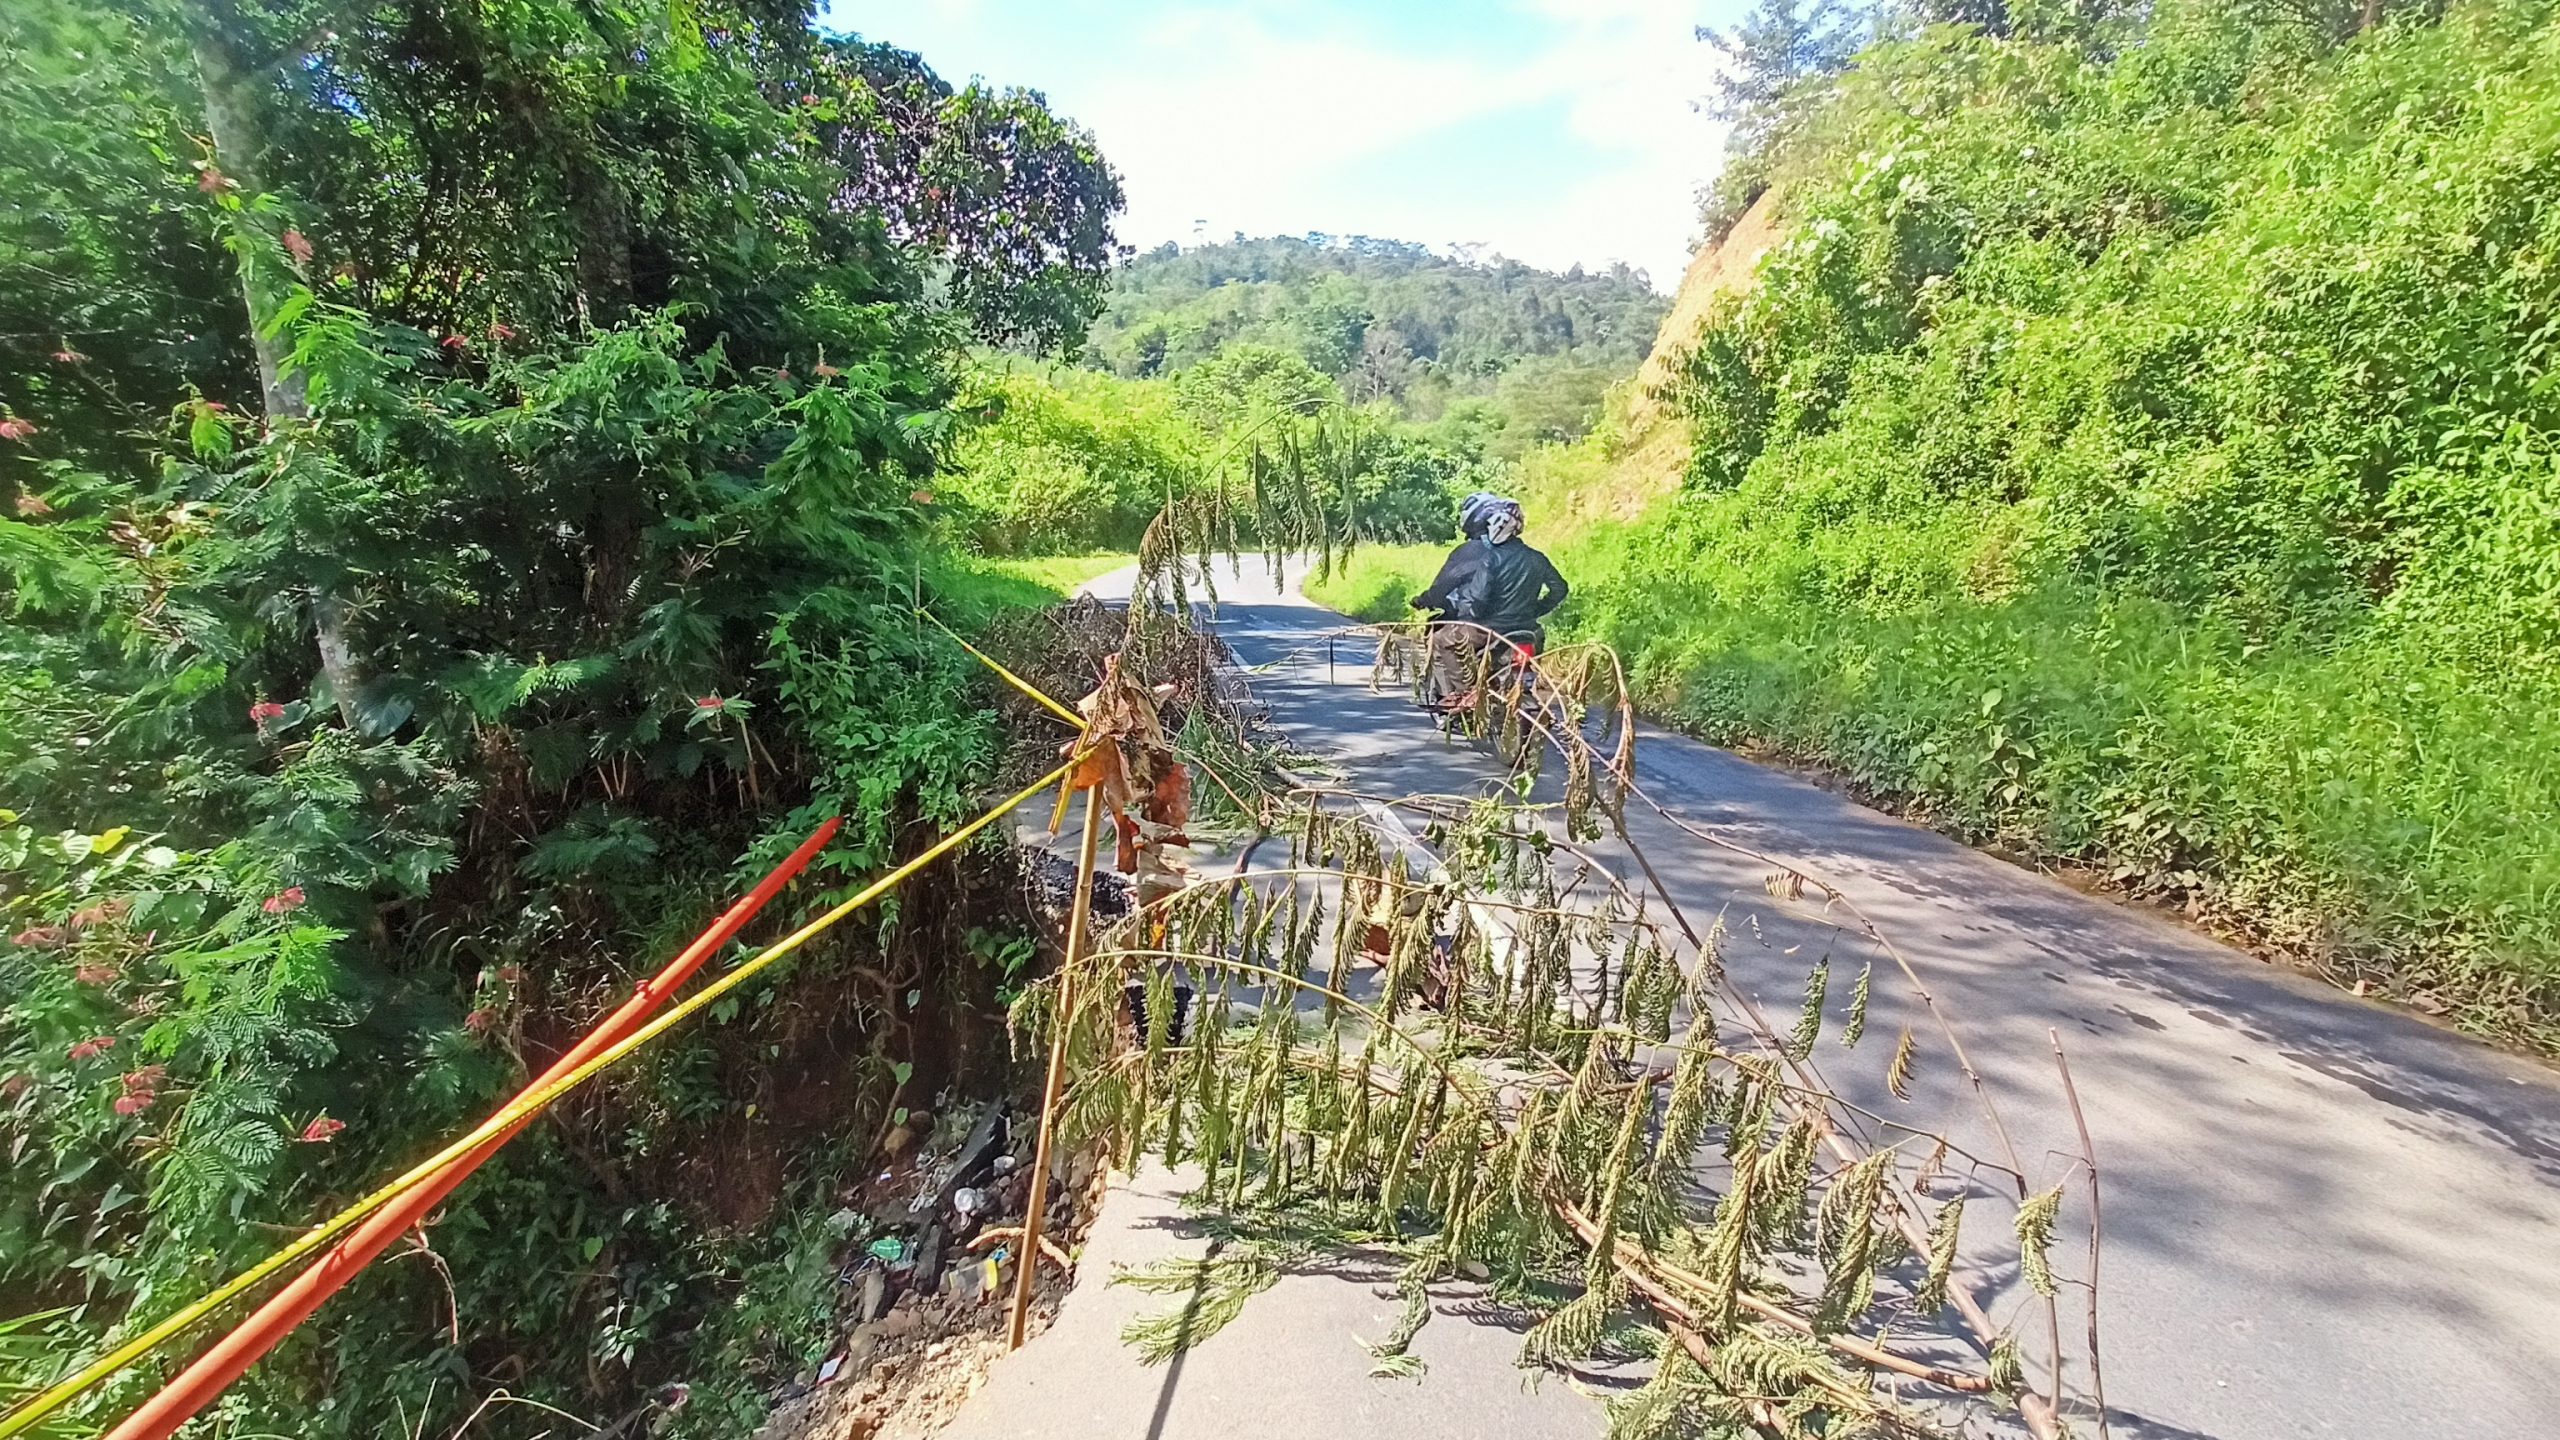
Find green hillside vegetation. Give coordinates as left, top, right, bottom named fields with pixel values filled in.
left=0, top=3, right=1125, bottom=1433
left=941, top=239, right=1673, bottom=557
left=1548, top=0, right=2560, bottom=1045
left=1086, top=234, right=1671, bottom=458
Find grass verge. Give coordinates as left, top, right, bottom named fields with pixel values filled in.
left=921, top=552, right=1134, bottom=627
left=1300, top=543, right=1446, bottom=622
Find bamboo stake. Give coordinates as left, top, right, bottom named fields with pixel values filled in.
left=1009, top=786, right=1106, bottom=1348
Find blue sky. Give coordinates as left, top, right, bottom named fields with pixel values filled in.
left=818, top=1, right=1746, bottom=291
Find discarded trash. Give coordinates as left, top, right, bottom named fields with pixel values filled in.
left=991, top=1154, right=1018, bottom=1176
left=946, top=1254, right=1005, bottom=1302
left=951, top=1186, right=985, bottom=1216
left=816, top=1353, right=845, bottom=1385
left=910, top=1162, right=957, bottom=1212
left=865, top=1236, right=906, bottom=1263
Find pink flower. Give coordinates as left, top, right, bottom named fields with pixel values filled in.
left=114, top=1091, right=154, bottom=1115
left=463, top=1007, right=495, bottom=1034
left=300, top=1115, right=344, bottom=1143
left=773, top=368, right=791, bottom=382
left=14, top=494, right=50, bottom=517
left=262, top=886, right=306, bottom=915
left=281, top=228, right=314, bottom=266
left=122, top=1065, right=166, bottom=1091
left=197, top=166, right=229, bottom=195
left=440, top=333, right=468, bottom=353
left=1, top=1076, right=27, bottom=1101
left=75, top=964, right=120, bottom=987
left=801, top=93, right=822, bottom=106
left=488, top=321, right=516, bottom=342
left=50, top=348, right=86, bottom=365
left=814, top=362, right=840, bottom=378
left=0, top=417, right=37, bottom=442
left=70, top=900, right=128, bottom=929
left=695, top=694, right=725, bottom=710
left=12, top=926, right=67, bottom=949
left=497, top=964, right=525, bottom=985
left=250, top=700, right=287, bottom=731
left=68, top=1036, right=118, bottom=1061
left=909, top=489, right=935, bottom=506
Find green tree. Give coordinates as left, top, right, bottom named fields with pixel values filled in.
left=0, top=1, right=1124, bottom=1433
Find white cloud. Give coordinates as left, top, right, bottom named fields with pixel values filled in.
left=867, top=1, right=1735, bottom=289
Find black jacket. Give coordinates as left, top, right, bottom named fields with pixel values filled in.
left=1415, top=537, right=1568, bottom=639
left=1413, top=542, right=1485, bottom=616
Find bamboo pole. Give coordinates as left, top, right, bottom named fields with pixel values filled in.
left=1009, top=786, right=1106, bottom=1348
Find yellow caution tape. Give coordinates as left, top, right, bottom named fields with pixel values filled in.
left=0, top=750, right=1087, bottom=1440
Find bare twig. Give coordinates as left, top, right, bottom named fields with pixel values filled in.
left=2052, top=1028, right=2111, bottom=1438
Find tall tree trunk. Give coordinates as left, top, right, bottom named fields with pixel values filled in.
left=193, top=26, right=369, bottom=729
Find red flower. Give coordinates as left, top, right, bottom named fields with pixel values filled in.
left=75, top=964, right=120, bottom=987
left=488, top=321, right=516, bottom=342
left=281, top=228, right=314, bottom=266
left=68, top=1036, right=118, bottom=1061
left=51, top=348, right=86, bottom=365
left=0, top=417, right=37, bottom=442
left=12, top=926, right=66, bottom=949
left=250, top=700, right=287, bottom=730
left=122, top=1065, right=166, bottom=1091
left=497, top=963, right=525, bottom=985
left=909, top=489, right=935, bottom=506
left=300, top=1115, right=344, bottom=1143
left=694, top=694, right=725, bottom=710
left=440, top=333, right=468, bottom=352
left=114, top=1092, right=154, bottom=1116
left=262, top=886, right=306, bottom=915
left=801, top=93, right=821, bottom=106
left=14, top=494, right=50, bottom=517
left=463, top=1007, right=495, bottom=1033
left=197, top=165, right=229, bottom=195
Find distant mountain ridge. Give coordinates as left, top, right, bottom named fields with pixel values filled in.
left=1084, top=232, right=1672, bottom=454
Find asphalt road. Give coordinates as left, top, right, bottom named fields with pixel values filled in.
left=948, top=558, right=2560, bottom=1440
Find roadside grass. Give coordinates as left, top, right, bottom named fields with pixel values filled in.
left=921, top=551, right=1133, bottom=627
left=1561, top=534, right=2560, bottom=1053
left=1302, top=543, right=1445, bottom=622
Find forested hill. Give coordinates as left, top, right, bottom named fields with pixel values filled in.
left=1083, top=235, right=1670, bottom=450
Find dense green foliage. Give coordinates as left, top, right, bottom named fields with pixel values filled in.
left=944, top=346, right=1494, bottom=555
left=1085, top=234, right=1670, bottom=457
left=1566, top=0, right=2560, bottom=1042
left=1, top=1, right=1119, bottom=1433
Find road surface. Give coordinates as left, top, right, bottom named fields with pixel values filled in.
left=946, top=558, right=2560, bottom=1440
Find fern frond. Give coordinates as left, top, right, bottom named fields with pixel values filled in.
left=1912, top=1194, right=1964, bottom=1313
left=1840, top=961, right=1871, bottom=1048
left=1521, top=1274, right=1625, bottom=1368
left=1885, top=1026, right=1917, bottom=1100
left=1114, top=1246, right=1284, bottom=1363
left=2015, top=1184, right=2063, bottom=1298
left=1786, top=958, right=1828, bottom=1061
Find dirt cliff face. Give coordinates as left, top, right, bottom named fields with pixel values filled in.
left=1523, top=188, right=1783, bottom=532
left=1629, top=188, right=1782, bottom=428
